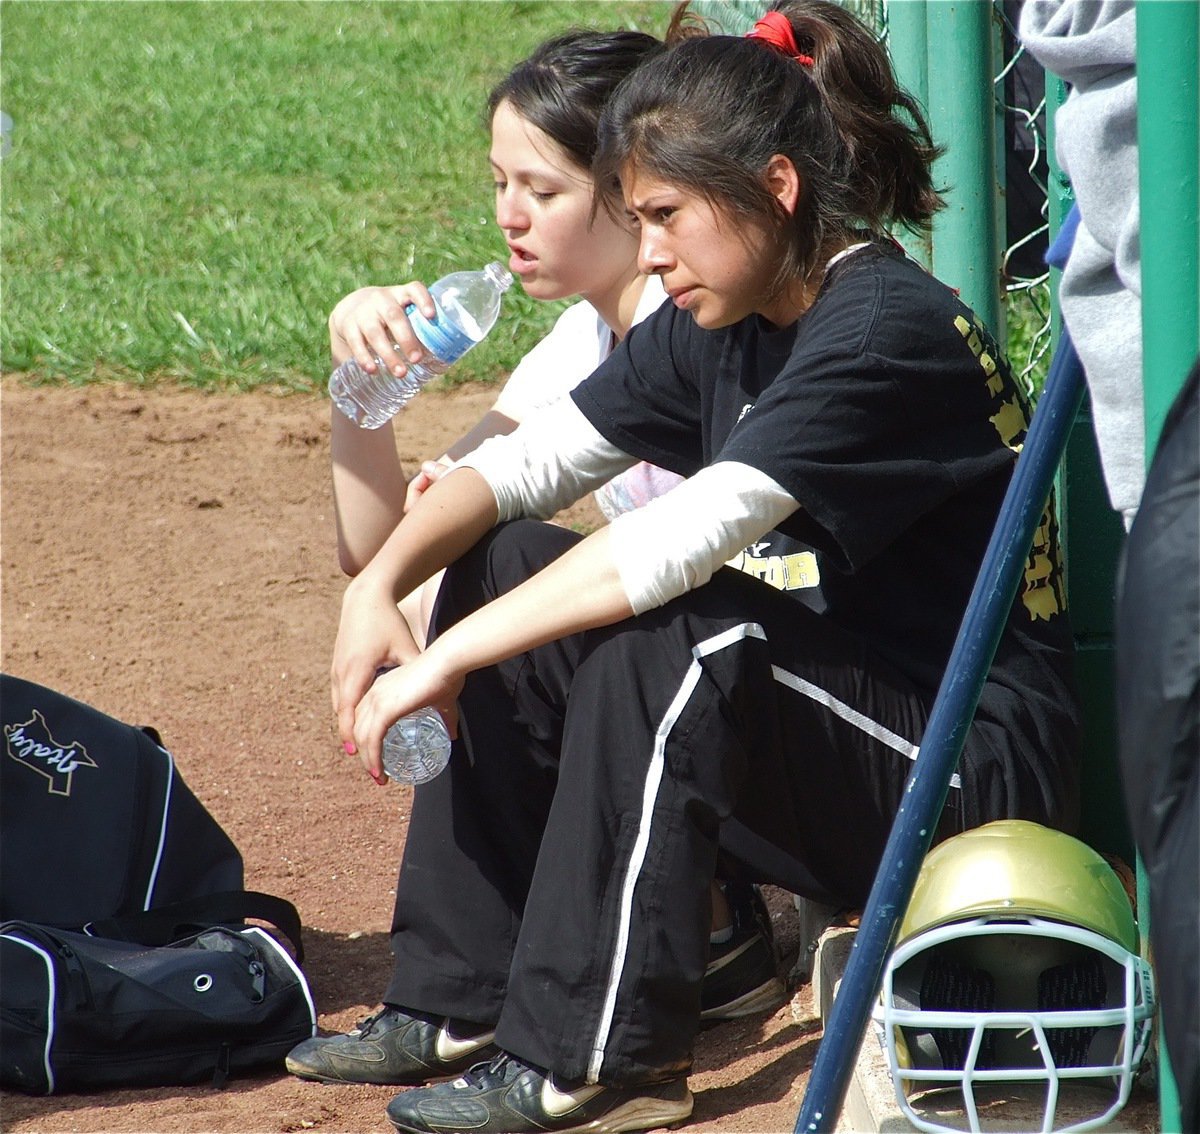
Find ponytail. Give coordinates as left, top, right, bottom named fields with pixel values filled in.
left=772, top=0, right=944, bottom=233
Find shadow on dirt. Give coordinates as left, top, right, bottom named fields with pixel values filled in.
left=0, top=1066, right=293, bottom=1126
left=299, top=927, right=393, bottom=1017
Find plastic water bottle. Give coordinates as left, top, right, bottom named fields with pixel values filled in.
left=329, top=261, right=514, bottom=429
left=381, top=706, right=452, bottom=785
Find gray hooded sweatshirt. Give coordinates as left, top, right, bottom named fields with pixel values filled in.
left=1019, top=0, right=1143, bottom=527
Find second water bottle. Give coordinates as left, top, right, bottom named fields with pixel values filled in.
left=381, top=706, right=452, bottom=785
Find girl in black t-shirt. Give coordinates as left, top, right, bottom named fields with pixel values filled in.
left=329, top=5, right=1082, bottom=1132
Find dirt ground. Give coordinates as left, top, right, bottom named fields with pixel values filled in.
left=1, top=379, right=821, bottom=1134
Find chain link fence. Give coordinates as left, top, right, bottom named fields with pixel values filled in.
left=994, top=1, right=1053, bottom=394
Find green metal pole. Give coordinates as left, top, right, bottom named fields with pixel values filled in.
left=885, top=0, right=931, bottom=267
left=1138, top=0, right=1200, bottom=456
left=990, top=11, right=1007, bottom=293
left=925, top=0, right=1002, bottom=338
left=689, top=0, right=763, bottom=36
left=1136, top=5, right=1199, bottom=1132
left=886, top=0, right=928, bottom=105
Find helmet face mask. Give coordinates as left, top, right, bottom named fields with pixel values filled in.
left=877, top=822, right=1156, bottom=1134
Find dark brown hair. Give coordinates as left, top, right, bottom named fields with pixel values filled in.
left=595, top=0, right=944, bottom=291
left=487, top=29, right=664, bottom=172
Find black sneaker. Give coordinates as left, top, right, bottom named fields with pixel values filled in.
left=386, top=1052, right=693, bottom=1134
left=285, top=1005, right=498, bottom=1086
left=699, top=882, right=787, bottom=1020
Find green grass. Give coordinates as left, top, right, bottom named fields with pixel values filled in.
left=1004, top=282, right=1054, bottom=401
left=0, top=0, right=669, bottom=392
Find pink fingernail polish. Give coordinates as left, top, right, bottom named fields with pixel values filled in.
left=343, top=741, right=356, bottom=755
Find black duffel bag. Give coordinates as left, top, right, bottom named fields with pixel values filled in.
left=1, top=914, right=316, bottom=1094
left=1, top=673, right=244, bottom=926
left=0, top=674, right=315, bottom=1093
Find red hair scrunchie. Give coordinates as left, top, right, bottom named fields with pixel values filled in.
left=746, top=10, right=815, bottom=67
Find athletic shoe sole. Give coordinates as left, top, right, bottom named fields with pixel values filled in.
left=700, top=973, right=787, bottom=1020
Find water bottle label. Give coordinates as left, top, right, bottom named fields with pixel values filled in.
left=406, top=302, right=476, bottom=365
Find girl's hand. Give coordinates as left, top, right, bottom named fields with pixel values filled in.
left=404, top=459, right=453, bottom=513
left=330, top=573, right=420, bottom=775
left=328, top=283, right=437, bottom=378
left=350, top=653, right=464, bottom=783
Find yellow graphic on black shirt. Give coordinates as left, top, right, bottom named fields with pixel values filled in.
left=955, top=313, right=1066, bottom=621
left=726, top=546, right=820, bottom=592
left=954, top=314, right=1031, bottom=454
left=1021, top=498, right=1068, bottom=621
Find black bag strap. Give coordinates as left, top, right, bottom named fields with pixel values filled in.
left=85, top=890, right=304, bottom=963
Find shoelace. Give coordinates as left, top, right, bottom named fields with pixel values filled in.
left=351, top=1007, right=397, bottom=1038
left=461, top=1051, right=527, bottom=1090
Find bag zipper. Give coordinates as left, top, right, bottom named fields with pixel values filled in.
left=7, top=924, right=93, bottom=1011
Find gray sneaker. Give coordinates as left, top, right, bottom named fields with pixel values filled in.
left=386, top=1052, right=693, bottom=1134
left=700, top=883, right=787, bottom=1020
left=285, top=1006, right=498, bottom=1086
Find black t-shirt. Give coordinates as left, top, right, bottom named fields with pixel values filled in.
left=572, top=241, right=1076, bottom=718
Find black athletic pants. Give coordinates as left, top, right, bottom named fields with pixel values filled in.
left=383, top=520, right=975, bottom=1085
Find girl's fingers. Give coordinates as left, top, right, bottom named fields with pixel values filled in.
left=383, top=285, right=436, bottom=371
left=331, top=285, right=433, bottom=376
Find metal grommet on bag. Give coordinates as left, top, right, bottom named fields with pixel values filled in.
left=193, top=973, right=214, bottom=993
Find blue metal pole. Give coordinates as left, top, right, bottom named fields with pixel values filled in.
left=794, top=330, right=1087, bottom=1134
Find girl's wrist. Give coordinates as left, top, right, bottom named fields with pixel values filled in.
left=345, top=564, right=399, bottom=608
left=422, top=631, right=471, bottom=690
